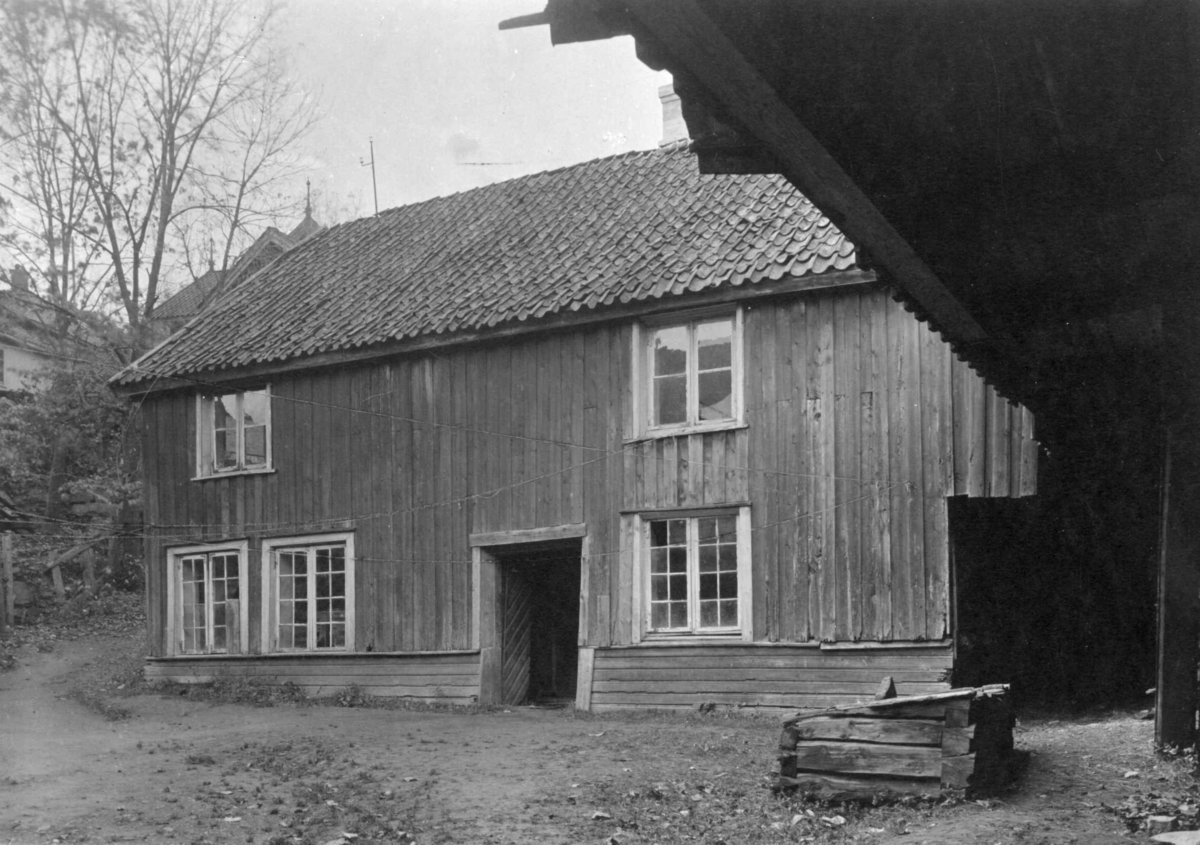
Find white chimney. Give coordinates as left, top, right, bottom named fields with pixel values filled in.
left=659, top=81, right=687, bottom=146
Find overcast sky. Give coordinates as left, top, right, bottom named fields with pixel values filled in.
left=277, top=0, right=671, bottom=220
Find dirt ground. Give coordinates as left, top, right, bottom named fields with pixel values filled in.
left=2, top=627, right=1197, bottom=845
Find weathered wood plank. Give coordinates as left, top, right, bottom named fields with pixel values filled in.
left=774, top=773, right=941, bottom=798
left=593, top=667, right=950, bottom=684
left=469, top=524, right=589, bottom=547
left=964, top=360, right=987, bottom=497
left=787, top=298, right=809, bottom=642
left=940, top=753, right=976, bottom=788
left=576, top=646, right=596, bottom=711
left=942, top=725, right=975, bottom=756
left=747, top=307, right=772, bottom=641
left=835, top=291, right=863, bottom=640
left=592, top=679, right=946, bottom=695
left=903, top=297, right=927, bottom=639
left=791, top=741, right=941, bottom=777
left=920, top=324, right=949, bottom=641
left=987, top=386, right=1011, bottom=498
left=594, top=650, right=952, bottom=669
left=791, top=716, right=944, bottom=745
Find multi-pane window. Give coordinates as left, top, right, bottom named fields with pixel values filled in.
left=264, top=535, right=354, bottom=652
left=197, top=388, right=270, bottom=476
left=646, top=313, right=740, bottom=431
left=647, top=514, right=740, bottom=633
left=168, top=544, right=247, bottom=656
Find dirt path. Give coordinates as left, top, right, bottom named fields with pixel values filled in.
left=1, top=632, right=1193, bottom=845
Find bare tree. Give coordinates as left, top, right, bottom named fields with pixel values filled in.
left=0, top=0, right=319, bottom=348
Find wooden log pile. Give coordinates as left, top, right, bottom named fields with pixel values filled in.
left=774, top=681, right=1014, bottom=799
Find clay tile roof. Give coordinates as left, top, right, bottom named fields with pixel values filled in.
left=153, top=268, right=226, bottom=321
left=115, top=144, right=857, bottom=386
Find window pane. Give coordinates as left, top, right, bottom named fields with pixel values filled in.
left=244, top=425, right=267, bottom=466
left=669, top=573, right=687, bottom=599
left=697, top=518, right=717, bottom=543
left=696, top=320, right=732, bottom=369
left=651, top=603, right=668, bottom=629
left=213, top=395, right=239, bottom=470
left=698, top=544, right=717, bottom=573
left=699, top=572, right=718, bottom=600
left=716, top=515, right=737, bottom=544
left=700, top=601, right=718, bottom=628
left=653, top=326, right=688, bottom=376
left=651, top=573, right=669, bottom=601
left=214, top=430, right=238, bottom=470
left=698, top=370, right=732, bottom=420
left=668, top=547, right=687, bottom=573
left=213, top=394, right=238, bottom=430
left=667, top=519, right=686, bottom=545
left=649, top=520, right=669, bottom=548
left=654, top=374, right=687, bottom=425
left=718, top=544, right=739, bottom=571
left=719, top=571, right=738, bottom=598
left=719, top=599, right=738, bottom=627
left=242, top=390, right=269, bottom=428
left=669, top=602, right=688, bottom=628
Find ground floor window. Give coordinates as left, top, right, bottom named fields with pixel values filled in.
left=262, top=533, right=355, bottom=652
left=167, top=542, right=249, bottom=655
left=631, top=506, right=752, bottom=640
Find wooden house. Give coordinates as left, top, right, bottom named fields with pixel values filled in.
left=112, top=137, right=1037, bottom=712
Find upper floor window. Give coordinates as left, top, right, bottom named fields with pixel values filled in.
left=196, top=388, right=271, bottom=477
left=638, top=309, right=743, bottom=437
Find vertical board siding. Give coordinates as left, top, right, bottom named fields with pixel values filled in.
left=141, top=287, right=1036, bottom=663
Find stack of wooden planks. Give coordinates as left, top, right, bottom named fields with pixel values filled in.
left=775, top=682, right=1014, bottom=799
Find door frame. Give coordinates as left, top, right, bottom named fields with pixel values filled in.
left=470, top=523, right=588, bottom=705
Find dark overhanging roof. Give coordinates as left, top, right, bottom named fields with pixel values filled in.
left=507, top=0, right=1192, bottom=403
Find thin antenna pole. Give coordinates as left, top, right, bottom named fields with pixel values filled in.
left=361, top=139, right=379, bottom=215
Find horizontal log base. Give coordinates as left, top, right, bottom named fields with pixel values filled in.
left=774, top=682, right=1015, bottom=799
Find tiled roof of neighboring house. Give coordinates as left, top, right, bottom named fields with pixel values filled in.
left=115, top=143, right=857, bottom=386
left=154, top=267, right=226, bottom=321
left=153, top=212, right=323, bottom=323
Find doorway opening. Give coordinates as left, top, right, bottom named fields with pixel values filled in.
left=493, top=538, right=582, bottom=706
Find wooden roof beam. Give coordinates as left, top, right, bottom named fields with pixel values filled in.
left=620, top=0, right=990, bottom=348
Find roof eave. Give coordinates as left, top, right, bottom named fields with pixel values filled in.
left=111, top=267, right=877, bottom=397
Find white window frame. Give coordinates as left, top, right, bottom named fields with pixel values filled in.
left=631, top=306, right=745, bottom=440
left=165, top=541, right=250, bottom=656
left=195, top=387, right=273, bottom=478
left=261, top=532, right=356, bottom=653
left=629, top=506, right=752, bottom=643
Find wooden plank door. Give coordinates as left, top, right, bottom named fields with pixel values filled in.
left=500, top=565, right=533, bottom=705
